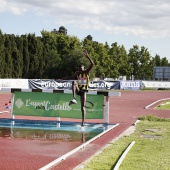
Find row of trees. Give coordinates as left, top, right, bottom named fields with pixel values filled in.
left=0, top=27, right=169, bottom=80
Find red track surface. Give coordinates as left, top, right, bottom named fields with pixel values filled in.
left=0, top=91, right=170, bottom=170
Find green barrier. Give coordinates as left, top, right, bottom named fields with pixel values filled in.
left=13, top=92, right=104, bottom=119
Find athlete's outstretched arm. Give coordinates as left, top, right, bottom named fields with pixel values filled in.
left=83, top=50, right=94, bottom=74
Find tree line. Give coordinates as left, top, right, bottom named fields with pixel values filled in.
left=0, top=27, right=169, bottom=80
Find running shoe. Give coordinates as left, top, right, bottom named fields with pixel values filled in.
left=69, top=98, right=77, bottom=105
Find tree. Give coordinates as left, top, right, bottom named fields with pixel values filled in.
left=27, top=33, right=41, bottom=78
left=115, top=45, right=131, bottom=79
left=13, top=36, right=23, bottom=78
left=108, top=43, right=122, bottom=79
left=4, top=34, right=13, bottom=77
left=161, top=57, right=169, bottom=66
left=138, top=46, right=154, bottom=80
left=56, top=50, right=85, bottom=78
left=0, top=30, right=5, bottom=77
left=154, top=54, right=161, bottom=66
left=93, top=43, right=112, bottom=79
left=128, top=45, right=141, bottom=80
left=41, top=30, right=59, bottom=77
left=21, top=35, right=30, bottom=78
left=0, top=27, right=169, bottom=79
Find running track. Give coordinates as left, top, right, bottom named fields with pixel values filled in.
left=0, top=91, right=169, bottom=170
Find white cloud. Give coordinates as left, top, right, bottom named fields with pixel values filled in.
left=0, top=0, right=27, bottom=14
left=1, top=0, right=170, bottom=38
left=0, top=0, right=7, bottom=12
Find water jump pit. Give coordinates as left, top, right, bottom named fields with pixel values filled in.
left=0, top=118, right=119, bottom=169
left=0, top=118, right=117, bottom=142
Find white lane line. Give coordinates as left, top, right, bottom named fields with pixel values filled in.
left=113, top=141, right=135, bottom=170
left=0, top=111, right=9, bottom=114
left=145, top=98, right=170, bottom=109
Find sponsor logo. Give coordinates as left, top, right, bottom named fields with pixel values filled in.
left=15, top=98, right=24, bottom=109
left=121, top=81, right=141, bottom=88
left=25, top=99, right=72, bottom=111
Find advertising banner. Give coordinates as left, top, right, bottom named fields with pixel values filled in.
left=29, top=79, right=72, bottom=90
left=120, top=80, right=142, bottom=90
left=142, top=81, right=170, bottom=89
left=13, top=92, right=104, bottom=119
left=89, top=80, right=120, bottom=90
left=28, top=79, right=120, bottom=90
left=0, top=79, right=29, bottom=90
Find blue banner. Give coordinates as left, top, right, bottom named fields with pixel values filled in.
left=120, top=81, right=142, bottom=90
left=29, top=79, right=120, bottom=90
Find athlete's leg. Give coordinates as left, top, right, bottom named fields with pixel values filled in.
left=72, top=81, right=79, bottom=99
left=69, top=81, right=79, bottom=105
left=80, top=92, right=86, bottom=126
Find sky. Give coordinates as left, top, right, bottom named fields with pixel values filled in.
left=0, top=0, right=170, bottom=61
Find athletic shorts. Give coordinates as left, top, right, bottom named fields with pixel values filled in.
left=76, top=88, right=88, bottom=95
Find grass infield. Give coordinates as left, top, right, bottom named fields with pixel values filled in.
left=155, top=100, right=170, bottom=110
left=78, top=115, right=170, bottom=170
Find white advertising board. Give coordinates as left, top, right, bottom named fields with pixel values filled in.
left=0, top=79, right=29, bottom=90
left=142, top=81, right=170, bottom=89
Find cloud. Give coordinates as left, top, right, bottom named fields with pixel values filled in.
left=1, top=0, right=170, bottom=38
left=0, top=0, right=27, bottom=14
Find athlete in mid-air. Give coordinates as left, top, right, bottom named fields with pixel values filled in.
left=61, top=50, right=94, bottom=127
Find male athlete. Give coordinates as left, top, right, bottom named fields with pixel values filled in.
left=62, top=50, right=94, bottom=127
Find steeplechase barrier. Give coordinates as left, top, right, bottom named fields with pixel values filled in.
left=1, top=88, right=121, bottom=124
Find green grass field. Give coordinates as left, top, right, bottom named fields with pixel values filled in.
left=77, top=115, right=170, bottom=170
left=155, top=100, right=170, bottom=110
